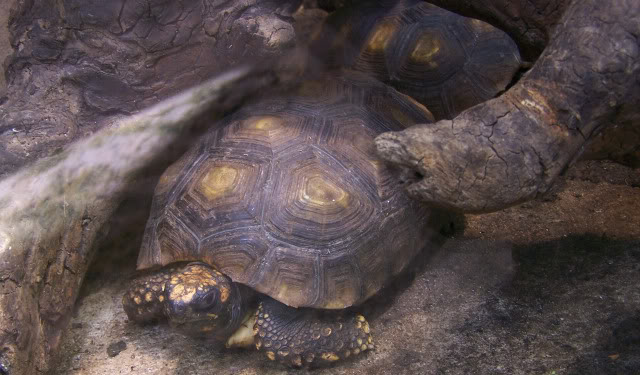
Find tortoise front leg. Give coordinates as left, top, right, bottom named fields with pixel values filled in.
left=122, top=268, right=174, bottom=323
left=254, top=298, right=374, bottom=367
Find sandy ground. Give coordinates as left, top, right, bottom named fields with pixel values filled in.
left=52, top=160, right=640, bottom=375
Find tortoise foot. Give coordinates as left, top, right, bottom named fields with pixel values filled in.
left=254, top=298, right=374, bottom=367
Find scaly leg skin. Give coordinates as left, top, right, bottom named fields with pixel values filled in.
left=254, top=298, right=374, bottom=367
left=122, top=268, right=174, bottom=323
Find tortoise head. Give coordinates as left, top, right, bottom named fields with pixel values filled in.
left=163, top=262, right=247, bottom=340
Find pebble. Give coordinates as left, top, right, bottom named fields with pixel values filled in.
left=107, top=341, right=127, bottom=357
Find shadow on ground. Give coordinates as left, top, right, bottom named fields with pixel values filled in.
left=436, top=235, right=640, bottom=375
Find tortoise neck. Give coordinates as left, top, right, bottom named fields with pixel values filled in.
left=218, top=281, right=251, bottom=334
left=223, top=282, right=257, bottom=347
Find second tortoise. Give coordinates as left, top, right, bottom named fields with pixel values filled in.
left=314, top=0, right=523, bottom=120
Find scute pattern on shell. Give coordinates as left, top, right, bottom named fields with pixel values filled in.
left=315, top=0, right=522, bottom=120
left=137, top=73, right=438, bottom=309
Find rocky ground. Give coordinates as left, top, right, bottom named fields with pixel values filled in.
left=52, top=160, right=640, bottom=375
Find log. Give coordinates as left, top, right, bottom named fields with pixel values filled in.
left=0, top=66, right=276, bottom=375
left=1, top=0, right=301, bottom=179
left=376, top=0, right=640, bottom=213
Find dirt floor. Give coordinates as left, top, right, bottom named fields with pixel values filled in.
left=52, top=159, right=640, bottom=375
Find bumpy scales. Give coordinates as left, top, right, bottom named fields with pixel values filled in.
left=123, top=268, right=172, bottom=323
left=255, top=299, right=373, bottom=366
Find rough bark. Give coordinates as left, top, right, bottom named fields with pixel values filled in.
left=422, top=0, right=640, bottom=167
left=376, top=0, right=640, bottom=213
left=1, top=0, right=301, bottom=179
left=0, top=67, right=277, bottom=375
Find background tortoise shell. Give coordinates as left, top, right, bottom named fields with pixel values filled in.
left=315, top=0, right=522, bottom=120
left=137, top=73, right=444, bottom=309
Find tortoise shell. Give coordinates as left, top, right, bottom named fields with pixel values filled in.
left=137, top=73, right=441, bottom=309
left=315, top=0, right=522, bottom=120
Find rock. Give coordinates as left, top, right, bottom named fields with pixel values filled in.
left=107, top=341, right=127, bottom=358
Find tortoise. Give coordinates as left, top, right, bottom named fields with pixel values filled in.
left=314, top=0, right=523, bottom=120
left=122, top=72, right=447, bottom=367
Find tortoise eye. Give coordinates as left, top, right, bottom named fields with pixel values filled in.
left=194, top=289, right=219, bottom=312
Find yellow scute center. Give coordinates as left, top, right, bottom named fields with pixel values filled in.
left=198, top=165, right=239, bottom=200
left=304, top=176, right=348, bottom=206
left=248, top=116, right=281, bottom=131
left=366, top=22, right=396, bottom=52
left=410, top=33, right=441, bottom=64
